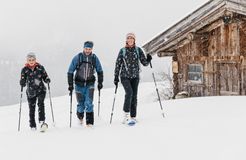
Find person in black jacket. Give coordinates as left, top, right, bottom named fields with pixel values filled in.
left=20, top=53, right=50, bottom=130
left=114, top=33, right=152, bottom=124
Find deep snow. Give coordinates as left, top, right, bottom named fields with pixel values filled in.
left=0, top=82, right=245, bottom=160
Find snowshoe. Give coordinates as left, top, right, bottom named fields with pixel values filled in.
left=127, top=119, right=136, bottom=126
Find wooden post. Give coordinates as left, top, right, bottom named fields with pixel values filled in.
left=172, top=54, right=179, bottom=98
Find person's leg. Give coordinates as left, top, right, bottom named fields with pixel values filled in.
left=121, top=78, right=133, bottom=123
left=37, top=92, right=46, bottom=123
left=27, top=96, right=37, bottom=128
left=85, top=85, right=95, bottom=125
left=75, top=85, right=86, bottom=120
left=121, top=78, right=133, bottom=114
left=130, top=78, right=140, bottom=118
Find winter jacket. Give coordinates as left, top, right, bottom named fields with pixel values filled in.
left=67, top=52, right=103, bottom=87
left=114, top=46, right=149, bottom=79
left=20, top=63, right=49, bottom=98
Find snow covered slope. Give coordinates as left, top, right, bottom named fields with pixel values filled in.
left=0, top=82, right=245, bottom=160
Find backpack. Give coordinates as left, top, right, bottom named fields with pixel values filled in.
left=121, top=46, right=140, bottom=59
left=76, top=53, right=96, bottom=70
left=75, top=53, right=97, bottom=83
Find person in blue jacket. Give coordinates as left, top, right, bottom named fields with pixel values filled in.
left=67, top=41, right=103, bottom=126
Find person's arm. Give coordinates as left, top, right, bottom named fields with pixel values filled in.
left=114, top=49, right=123, bottom=78
left=41, top=66, right=50, bottom=83
left=95, top=55, right=103, bottom=84
left=67, top=55, right=79, bottom=87
left=138, top=47, right=150, bottom=66
left=113, top=49, right=124, bottom=86
left=20, top=67, right=27, bottom=87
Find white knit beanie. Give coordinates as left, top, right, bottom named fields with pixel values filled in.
left=126, top=32, right=136, bottom=39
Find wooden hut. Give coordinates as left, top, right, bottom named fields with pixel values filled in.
left=143, top=0, right=246, bottom=97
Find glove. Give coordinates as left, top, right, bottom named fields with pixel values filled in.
left=20, top=79, right=26, bottom=87
left=67, top=73, right=73, bottom=84
left=67, top=73, right=74, bottom=93
left=98, top=83, right=103, bottom=90
left=97, top=72, right=104, bottom=85
left=68, top=85, right=74, bottom=93
left=146, top=54, right=152, bottom=62
left=44, top=77, right=51, bottom=84
left=114, top=76, right=119, bottom=86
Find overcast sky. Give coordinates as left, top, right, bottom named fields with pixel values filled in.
left=0, top=0, right=208, bottom=57
left=0, top=0, right=209, bottom=105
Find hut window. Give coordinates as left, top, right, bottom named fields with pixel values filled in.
left=188, top=64, right=203, bottom=83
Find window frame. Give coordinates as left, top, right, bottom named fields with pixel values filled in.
left=187, top=64, right=203, bottom=84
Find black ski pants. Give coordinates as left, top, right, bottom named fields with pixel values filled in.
left=121, top=77, right=139, bottom=118
left=27, top=92, right=46, bottom=128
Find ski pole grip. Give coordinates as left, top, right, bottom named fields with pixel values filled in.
left=21, top=86, right=23, bottom=92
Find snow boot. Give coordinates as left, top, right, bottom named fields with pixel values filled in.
left=86, top=112, right=94, bottom=126
left=130, top=117, right=137, bottom=123
left=86, top=124, right=94, bottom=128
left=122, top=112, right=130, bottom=124
left=77, top=118, right=83, bottom=125
left=31, top=127, right=37, bottom=131
left=77, top=112, right=84, bottom=119
left=77, top=112, right=84, bottom=125
left=40, top=121, right=48, bottom=132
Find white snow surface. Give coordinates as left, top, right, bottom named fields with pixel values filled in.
left=0, top=82, right=246, bottom=160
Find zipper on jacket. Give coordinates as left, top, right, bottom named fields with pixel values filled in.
left=85, top=57, right=89, bottom=87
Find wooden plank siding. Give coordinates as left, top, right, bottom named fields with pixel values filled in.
left=172, top=14, right=246, bottom=96
left=143, top=0, right=246, bottom=97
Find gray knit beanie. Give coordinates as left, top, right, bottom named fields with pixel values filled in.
left=26, top=52, right=36, bottom=59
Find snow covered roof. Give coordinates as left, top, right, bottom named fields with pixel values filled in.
left=143, top=0, right=246, bottom=56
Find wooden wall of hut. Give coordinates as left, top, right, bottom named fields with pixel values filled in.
left=174, top=14, right=246, bottom=97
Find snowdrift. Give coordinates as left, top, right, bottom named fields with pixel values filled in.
left=0, top=82, right=245, bottom=160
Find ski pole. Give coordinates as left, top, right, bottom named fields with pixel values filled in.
left=110, top=85, right=118, bottom=124
left=18, top=86, right=23, bottom=132
left=69, top=91, right=73, bottom=128
left=98, top=90, right=101, bottom=117
left=150, top=61, right=165, bottom=118
left=47, top=83, right=55, bottom=125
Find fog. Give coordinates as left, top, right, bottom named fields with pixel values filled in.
left=0, top=0, right=207, bottom=106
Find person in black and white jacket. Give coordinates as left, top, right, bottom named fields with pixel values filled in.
left=114, top=33, right=152, bottom=125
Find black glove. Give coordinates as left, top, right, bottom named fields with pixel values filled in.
left=20, top=79, right=26, bottom=87
left=97, top=72, right=104, bottom=85
left=98, top=83, right=103, bottom=90
left=67, top=73, right=74, bottom=85
left=146, top=54, right=152, bottom=62
left=68, top=85, right=74, bottom=93
left=44, top=77, right=51, bottom=84
left=67, top=73, right=74, bottom=93
left=114, top=76, right=119, bottom=86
